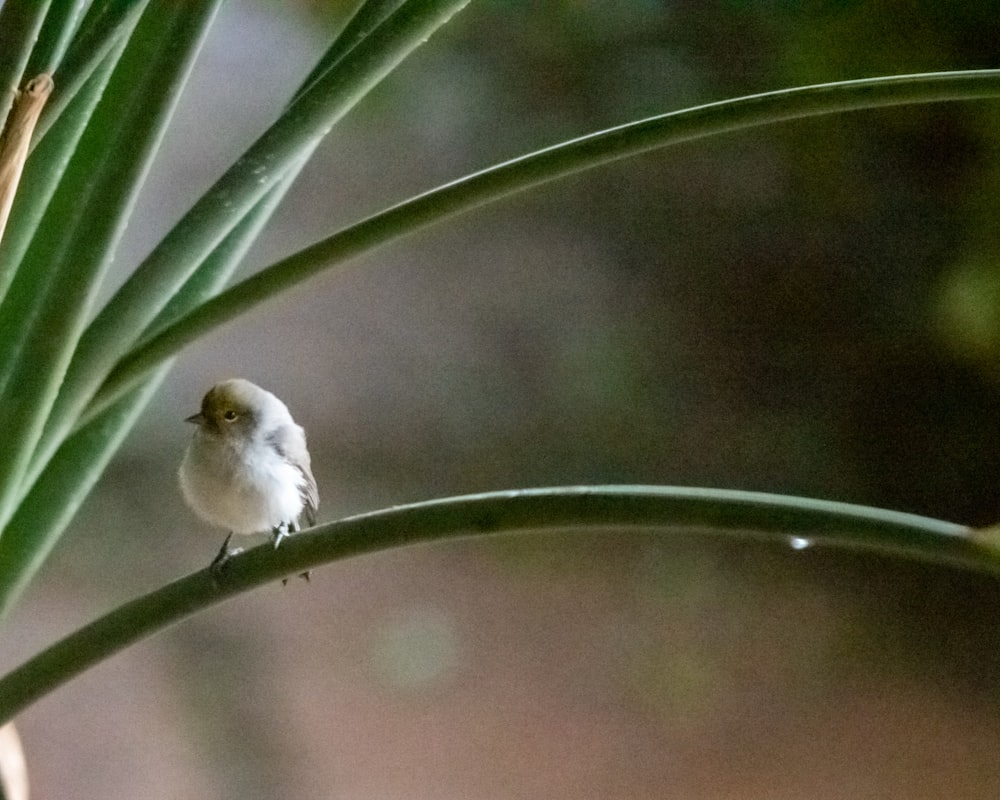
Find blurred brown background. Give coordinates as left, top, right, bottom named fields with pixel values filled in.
left=5, top=1, right=1000, bottom=797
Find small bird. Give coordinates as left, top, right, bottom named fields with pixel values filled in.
left=178, top=378, right=319, bottom=574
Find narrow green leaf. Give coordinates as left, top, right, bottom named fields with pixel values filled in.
left=0, top=0, right=222, bottom=531
left=0, top=370, right=167, bottom=622
left=51, top=0, right=472, bottom=453
left=32, top=0, right=151, bottom=144
left=0, top=486, right=983, bottom=724
left=295, top=0, right=407, bottom=103
left=0, top=47, right=127, bottom=385
left=143, top=159, right=309, bottom=339
left=91, top=69, right=1000, bottom=411
left=0, top=1, right=52, bottom=130
left=25, top=0, right=89, bottom=77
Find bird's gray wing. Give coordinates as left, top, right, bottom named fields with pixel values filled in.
left=267, top=424, right=319, bottom=527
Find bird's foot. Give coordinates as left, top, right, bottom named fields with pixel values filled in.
left=272, top=522, right=309, bottom=585
left=271, top=521, right=296, bottom=550
left=209, top=533, right=244, bottom=583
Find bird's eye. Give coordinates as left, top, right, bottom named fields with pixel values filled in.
left=223, top=410, right=238, bottom=421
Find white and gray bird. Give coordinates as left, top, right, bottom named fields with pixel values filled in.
left=178, top=378, right=319, bottom=570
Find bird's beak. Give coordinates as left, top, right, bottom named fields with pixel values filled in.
left=185, top=412, right=205, bottom=425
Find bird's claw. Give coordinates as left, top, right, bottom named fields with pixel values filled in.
left=271, top=521, right=295, bottom=550
left=282, top=570, right=311, bottom=587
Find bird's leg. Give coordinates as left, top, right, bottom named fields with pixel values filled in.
left=271, top=521, right=312, bottom=585
left=210, top=532, right=234, bottom=577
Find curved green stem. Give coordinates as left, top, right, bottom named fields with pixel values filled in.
left=89, top=69, right=1000, bottom=418
left=0, top=485, right=987, bottom=724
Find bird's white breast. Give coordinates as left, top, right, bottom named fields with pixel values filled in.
left=179, top=430, right=306, bottom=535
